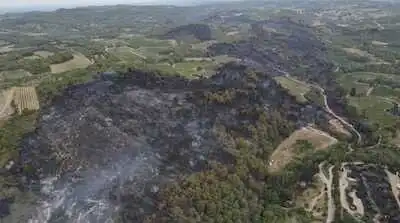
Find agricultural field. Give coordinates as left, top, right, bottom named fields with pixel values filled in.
left=174, top=60, right=215, bottom=77
left=13, top=87, right=40, bottom=114
left=0, top=44, right=15, bottom=53
left=274, top=76, right=311, bottom=103
left=337, top=71, right=400, bottom=127
left=0, top=70, right=32, bottom=80
left=0, top=88, right=15, bottom=119
left=0, top=40, right=9, bottom=46
left=338, top=72, right=400, bottom=97
left=107, top=46, right=147, bottom=61
left=23, top=55, right=41, bottom=60
left=269, top=126, right=338, bottom=173
left=34, top=51, right=54, bottom=58
left=50, top=52, right=93, bottom=74
left=125, top=36, right=173, bottom=49
left=348, top=96, right=397, bottom=126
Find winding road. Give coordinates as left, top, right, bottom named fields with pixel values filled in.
left=319, top=162, right=335, bottom=223
left=279, top=69, right=362, bottom=145
left=313, top=85, right=362, bottom=145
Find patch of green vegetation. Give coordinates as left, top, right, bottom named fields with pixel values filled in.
left=0, top=113, right=38, bottom=167
left=47, top=51, right=74, bottom=64
left=304, top=87, right=325, bottom=107
left=274, top=76, right=310, bottom=103
left=108, top=46, right=146, bottom=62
left=0, top=70, right=32, bottom=80
left=174, top=61, right=214, bottom=77
left=348, top=96, right=398, bottom=126
left=37, top=68, right=93, bottom=104
left=125, top=36, right=172, bottom=49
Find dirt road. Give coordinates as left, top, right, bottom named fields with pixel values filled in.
left=319, top=162, right=335, bottom=223
left=273, top=67, right=362, bottom=145
left=315, top=85, right=362, bottom=145
left=339, top=163, right=364, bottom=217
left=385, top=169, right=400, bottom=210
left=366, top=87, right=374, bottom=96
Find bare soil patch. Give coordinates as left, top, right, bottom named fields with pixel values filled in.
left=269, top=126, right=338, bottom=173
left=371, top=40, right=389, bottom=46
left=0, top=88, right=15, bottom=119
left=50, top=52, right=93, bottom=74
left=328, top=119, right=352, bottom=138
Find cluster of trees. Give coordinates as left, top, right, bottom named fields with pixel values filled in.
left=140, top=110, right=311, bottom=223
left=37, top=68, right=93, bottom=104
left=47, top=51, right=74, bottom=64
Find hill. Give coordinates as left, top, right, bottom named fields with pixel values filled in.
left=161, top=23, right=214, bottom=41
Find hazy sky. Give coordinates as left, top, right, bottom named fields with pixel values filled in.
left=0, top=0, right=162, bottom=8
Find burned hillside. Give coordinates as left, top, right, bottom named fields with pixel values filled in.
left=13, top=61, right=334, bottom=222
left=208, top=19, right=334, bottom=85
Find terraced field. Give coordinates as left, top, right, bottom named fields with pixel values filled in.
left=50, top=52, right=93, bottom=74
left=13, top=87, right=40, bottom=114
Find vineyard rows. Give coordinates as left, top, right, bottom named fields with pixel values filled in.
left=13, top=87, right=40, bottom=114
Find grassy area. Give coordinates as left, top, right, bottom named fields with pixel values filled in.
left=0, top=70, right=32, bottom=80
left=50, top=52, right=93, bottom=74
left=338, top=72, right=400, bottom=96
left=146, top=60, right=216, bottom=77
left=108, top=46, right=146, bottom=62
left=125, top=36, right=172, bottom=49
left=348, top=96, right=398, bottom=126
left=274, top=76, right=310, bottom=103
left=174, top=61, right=215, bottom=77
left=34, top=50, right=54, bottom=58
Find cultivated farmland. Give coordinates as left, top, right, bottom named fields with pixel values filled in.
left=34, top=51, right=55, bottom=58
left=0, top=88, right=15, bottom=119
left=50, top=52, right=93, bottom=74
left=13, top=87, right=40, bottom=114
left=274, top=76, right=311, bottom=103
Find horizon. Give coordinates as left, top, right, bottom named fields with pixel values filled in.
left=0, top=0, right=243, bottom=13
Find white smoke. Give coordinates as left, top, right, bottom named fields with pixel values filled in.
left=29, top=152, right=160, bottom=223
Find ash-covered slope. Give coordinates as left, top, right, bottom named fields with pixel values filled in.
left=17, top=63, right=326, bottom=222
left=208, top=19, right=334, bottom=85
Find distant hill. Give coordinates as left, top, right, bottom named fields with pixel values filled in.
left=161, top=24, right=213, bottom=41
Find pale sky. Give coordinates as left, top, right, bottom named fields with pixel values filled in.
left=0, top=0, right=164, bottom=8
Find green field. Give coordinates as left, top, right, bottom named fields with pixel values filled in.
left=274, top=76, right=310, bottom=103
left=338, top=72, right=400, bottom=96
left=125, top=36, right=173, bottom=49
left=34, top=51, right=54, bottom=58
left=147, top=61, right=216, bottom=78
left=50, top=53, right=93, bottom=74
left=0, top=70, right=32, bottom=80
left=348, top=96, right=398, bottom=126
left=108, top=46, right=146, bottom=62
left=174, top=61, right=215, bottom=77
